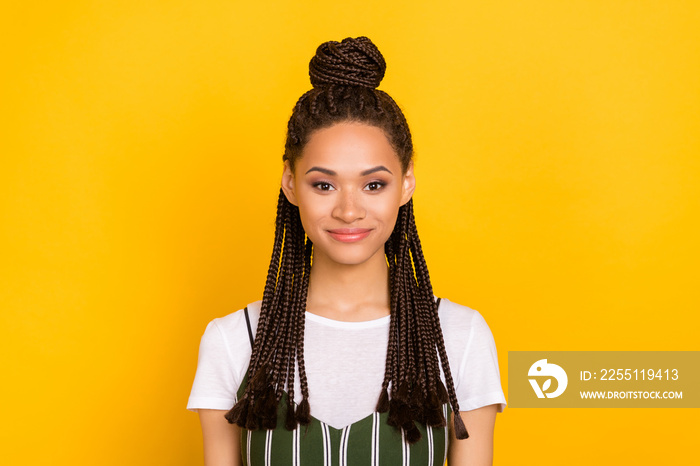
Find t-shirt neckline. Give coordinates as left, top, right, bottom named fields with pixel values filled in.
left=304, top=311, right=391, bottom=329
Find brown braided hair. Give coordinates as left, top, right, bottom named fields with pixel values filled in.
left=224, top=36, right=469, bottom=443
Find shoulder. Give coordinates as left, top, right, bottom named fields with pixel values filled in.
left=197, top=300, right=263, bottom=367
left=209, top=299, right=262, bottom=339
left=436, top=297, right=507, bottom=412
left=437, top=297, right=486, bottom=337
left=437, top=297, right=499, bottom=361
left=186, top=300, right=263, bottom=411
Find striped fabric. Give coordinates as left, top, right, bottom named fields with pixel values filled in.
left=237, top=378, right=451, bottom=466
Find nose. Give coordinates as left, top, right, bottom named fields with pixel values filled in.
left=332, top=189, right=366, bottom=223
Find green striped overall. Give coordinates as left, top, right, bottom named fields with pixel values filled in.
left=239, top=305, right=451, bottom=466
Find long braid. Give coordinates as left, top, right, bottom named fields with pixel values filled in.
left=225, top=191, right=313, bottom=430
left=248, top=190, right=285, bottom=369
left=293, top=238, right=313, bottom=424
left=376, top=223, right=400, bottom=412
left=284, top=213, right=314, bottom=429
left=407, top=203, right=446, bottom=427
left=248, top=194, right=289, bottom=375
left=408, top=201, right=469, bottom=438
left=275, top=204, right=304, bottom=408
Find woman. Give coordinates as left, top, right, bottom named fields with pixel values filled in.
left=187, top=36, right=507, bottom=466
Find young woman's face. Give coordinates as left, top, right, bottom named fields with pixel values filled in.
left=281, top=121, right=415, bottom=267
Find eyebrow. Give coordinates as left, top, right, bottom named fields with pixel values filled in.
left=305, top=166, right=393, bottom=176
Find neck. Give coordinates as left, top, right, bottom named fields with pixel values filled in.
left=305, top=246, right=391, bottom=321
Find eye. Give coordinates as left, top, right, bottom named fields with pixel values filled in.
left=365, top=181, right=386, bottom=191
left=312, top=181, right=335, bottom=191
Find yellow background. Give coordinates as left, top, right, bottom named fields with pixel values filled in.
left=1, top=1, right=698, bottom=464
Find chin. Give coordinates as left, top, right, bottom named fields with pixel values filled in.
left=324, top=250, right=373, bottom=266
left=317, top=242, right=387, bottom=267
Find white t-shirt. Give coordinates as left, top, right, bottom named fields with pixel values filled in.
left=186, top=297, right=507, bottom=429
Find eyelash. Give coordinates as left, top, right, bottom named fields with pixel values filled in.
left=312, top=181, right=386, bottom=192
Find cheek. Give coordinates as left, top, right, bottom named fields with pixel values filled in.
left=370, top=193, right=402, bottom=228
left=372, top=202, right=396, bottom=222
left=381, top=206, right=400, bottom=232
left=295, top=196, right=329, bottom=234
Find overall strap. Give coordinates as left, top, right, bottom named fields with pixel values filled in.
left=436, top=297, right=442, bottom=309
left=243, top=306, right=254, bottom=349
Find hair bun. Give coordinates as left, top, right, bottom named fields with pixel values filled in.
left=309, top=36, right=386, bottom=89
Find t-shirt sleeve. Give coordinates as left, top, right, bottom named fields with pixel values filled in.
left=454, top=311, right=507, bottom=413
left=186, top=318, right=239, bottom=412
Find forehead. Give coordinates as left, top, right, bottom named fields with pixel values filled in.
left=298, top=122, right=400, bottom=174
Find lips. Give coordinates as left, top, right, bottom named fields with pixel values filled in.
left=327, top=228, right=372, bottom=243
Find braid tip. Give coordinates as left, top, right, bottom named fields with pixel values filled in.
left=425, top=405, right=446, bottom=428
left=245, top=405, right=260, bottom=430
left=284, top=399, right=298, bottom=431
left=261, top=415, right=277, bottom=430
left=296, top=397, right=311, bottom=425
left=224, top=397, right=249, bottom=426
left=424, top=391, right=445, bottom=427
left=408, top=387, right=425, bottom=423
left=254, top=387, right=278, bottom=418
left=453, top=411, right=470, bottom=440
left=403, top=421, right=422, bottom=444
left=388, top=398, right=412, bottom=427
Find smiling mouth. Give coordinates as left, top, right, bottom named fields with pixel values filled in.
left=327, top=229, right=372, bottom=242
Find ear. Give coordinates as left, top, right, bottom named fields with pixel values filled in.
left=400, top=160, right=416, bottom=206
left=281, top=160, right=299, bottom=206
